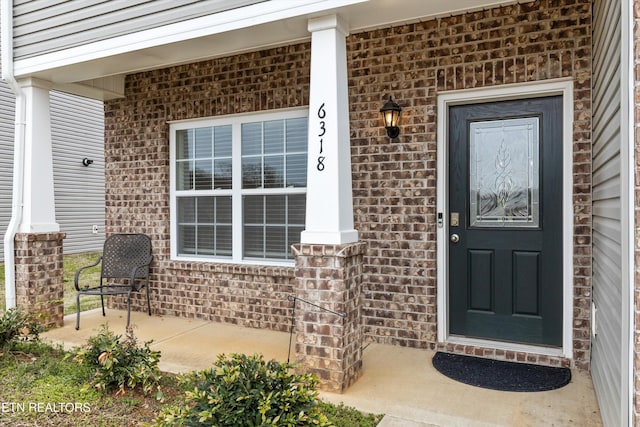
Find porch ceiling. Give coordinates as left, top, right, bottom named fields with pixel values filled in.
left=16, top=0, right=533, bottom=100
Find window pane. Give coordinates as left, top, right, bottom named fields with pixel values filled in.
left=217, top=197, right=232, bottom=223
left=214, top=159, right=232, bottom=190
left=176, top=160, right=194, bottom=190
left=194, top=160, right=212, bottom=190
left=286, top=154, right=307, bottom=187
left=176, top=129, right=193, bottom=160
left=288, top=194, right=306, bottom=225
left=242, top=158, right=262, bottom=189
left=194, top=128, right=212, bottom=158
left=242, top=122, right=262, bottom=155
left=469, top=117, right=539, bottom=228
left=178, top=225, right=196, bottom=255
left=242, top=194, right=305, bottom=260
left=264, top=120, right=284, bottom=154
left=197, top=197, right=214, bottom=223
left=287, top=226, right=304, bottom=254
left=198, top=226, right=215, bottom=255
left=266, top=195, right=285, bottom=224
left=174, top=113, right=308, bottom=262
left=216, top=225, right=232, bottom=256
left=214, top=125, right=232, bottom=157
left=265, top=226, right=286, bottom=259
left=244, top=195, right=263, bottom=224
left=264, top=156, right=284, bottom=188
left=244, top=226, right=264, bottom=258
left=177, top=197, right=195, bottom=223
left=177, top=196, right=232, bottom=258
left=286, top=118, right=308, bottom=152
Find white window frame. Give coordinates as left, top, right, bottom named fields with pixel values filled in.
left=169, top=107, right=308, bottom=266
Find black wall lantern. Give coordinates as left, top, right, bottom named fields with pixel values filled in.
left=380, top=96, right=402, bottom=138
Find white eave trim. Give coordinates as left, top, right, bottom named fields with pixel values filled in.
left=13, top=0, right=366, bottom=77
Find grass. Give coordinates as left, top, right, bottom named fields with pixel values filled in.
left=61, top=252, right=103, bottom=314
left=0, top=255, right=384, bottom=426
left=0, top=341, right=382, bottom=426
left=0, top=341, right=182, bottom=426
left=0, top=252, right=103, bottom=314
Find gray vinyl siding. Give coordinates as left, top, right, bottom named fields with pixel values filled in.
left=591, top=1, right=627, bottom=426
left=12, top=0, right=265, bottom=60
left=0, top=64, right=105, bottom=260
left=0, top=67, right=15, bottom=263
left=50, top=92, right=105, bottom=254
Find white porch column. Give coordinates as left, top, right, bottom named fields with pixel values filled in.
left=18, top=77, right=59, bottom=233
left=301, top=14, right=357, bottom=245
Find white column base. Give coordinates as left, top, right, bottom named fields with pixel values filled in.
left=300, top=229, right=358, bottom=245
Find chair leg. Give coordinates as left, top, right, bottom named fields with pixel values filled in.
left=126, top=292, right=132, bottom=330
left=146, top=283, right=151, bottom=316
left=100, top=292, right=106, bottom=317
left=76, top=293, right=81, bottom=330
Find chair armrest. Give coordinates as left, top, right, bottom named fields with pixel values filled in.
left=128, top=255, right=154, bottom=286
left=74, top=256, right=103, bottom=291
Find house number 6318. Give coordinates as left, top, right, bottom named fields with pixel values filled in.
left=317, top=103, right=326, bottom=171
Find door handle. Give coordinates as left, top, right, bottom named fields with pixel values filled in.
left=450, top=234, right=460, bottom=243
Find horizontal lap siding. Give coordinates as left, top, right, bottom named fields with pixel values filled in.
left=12, top=0, right=266, bottom=60
left=592, top=0, right=627, bottom=426
left=0, top=46, right=105, bottom=258
left=50, top=91, right=105, bottom=254
left=0, top=64, right=15, bottom=262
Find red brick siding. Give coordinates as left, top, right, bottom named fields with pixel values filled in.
left=14, top=232, right=66, bottom=328
left=105, top=44, right=311, bottom=331
left=104, top=0, right=592, bottom=368
left=349, top=0, right=591, bottom=368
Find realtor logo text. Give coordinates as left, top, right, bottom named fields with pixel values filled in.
left=1, top=402, right=91, bottom=413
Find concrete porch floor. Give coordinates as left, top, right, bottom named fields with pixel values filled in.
left=42, top=309, right=602, bottom=427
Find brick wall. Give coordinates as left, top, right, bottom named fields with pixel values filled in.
left=104, top=0, right=592, bottom=368
left=349, top=0, right=591, bottom=368
left=104, top=43, right=311, bottom=331
left=292, top=243, right=366, bottom=392
left=14, top=232, right=66, bottom=329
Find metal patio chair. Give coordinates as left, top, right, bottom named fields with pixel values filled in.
left=74, top=233, right=153, bottom=330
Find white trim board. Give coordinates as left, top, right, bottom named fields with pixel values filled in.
left=436, top=79, right=575, bottom=359
left=169, top=107, right=308, bottom=267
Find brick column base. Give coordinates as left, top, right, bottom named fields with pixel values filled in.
left=292, top=242, right=365, bottom=393
left=14, top=232, right=66, bottom=329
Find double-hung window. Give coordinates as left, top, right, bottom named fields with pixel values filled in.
left=170, top=109, right=308, bottom=264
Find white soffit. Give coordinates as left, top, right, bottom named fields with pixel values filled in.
left=14, top=0, right=533, bottom=97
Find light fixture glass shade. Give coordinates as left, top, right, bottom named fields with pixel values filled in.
left=380, top=96, right=402, bottom=138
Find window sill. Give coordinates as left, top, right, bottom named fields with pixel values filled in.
left=165, top=256, right=296, bottom=277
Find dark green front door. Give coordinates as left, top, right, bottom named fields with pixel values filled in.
left=448, top=96, right=563, bottom=347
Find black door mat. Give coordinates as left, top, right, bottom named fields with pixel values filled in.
left=432, top=352, right=571, bottom=392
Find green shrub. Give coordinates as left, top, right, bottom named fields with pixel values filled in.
left=319, top=402, right=383, bottom=427
left=0, top=307, right=42, bottom=346
left=70, top=325, right=162, bottom=396
left=155, top=353, right=333, bottom=427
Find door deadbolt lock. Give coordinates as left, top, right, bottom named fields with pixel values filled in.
left=450, top=212, right=459, bottom=227
left=450, top=234, right=460, bottom=243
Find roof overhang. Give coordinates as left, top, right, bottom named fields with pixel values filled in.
left=12, top=0, right=534, bottom=100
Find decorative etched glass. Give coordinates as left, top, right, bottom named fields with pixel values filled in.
left=469, top=117, right=539, bottom=228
